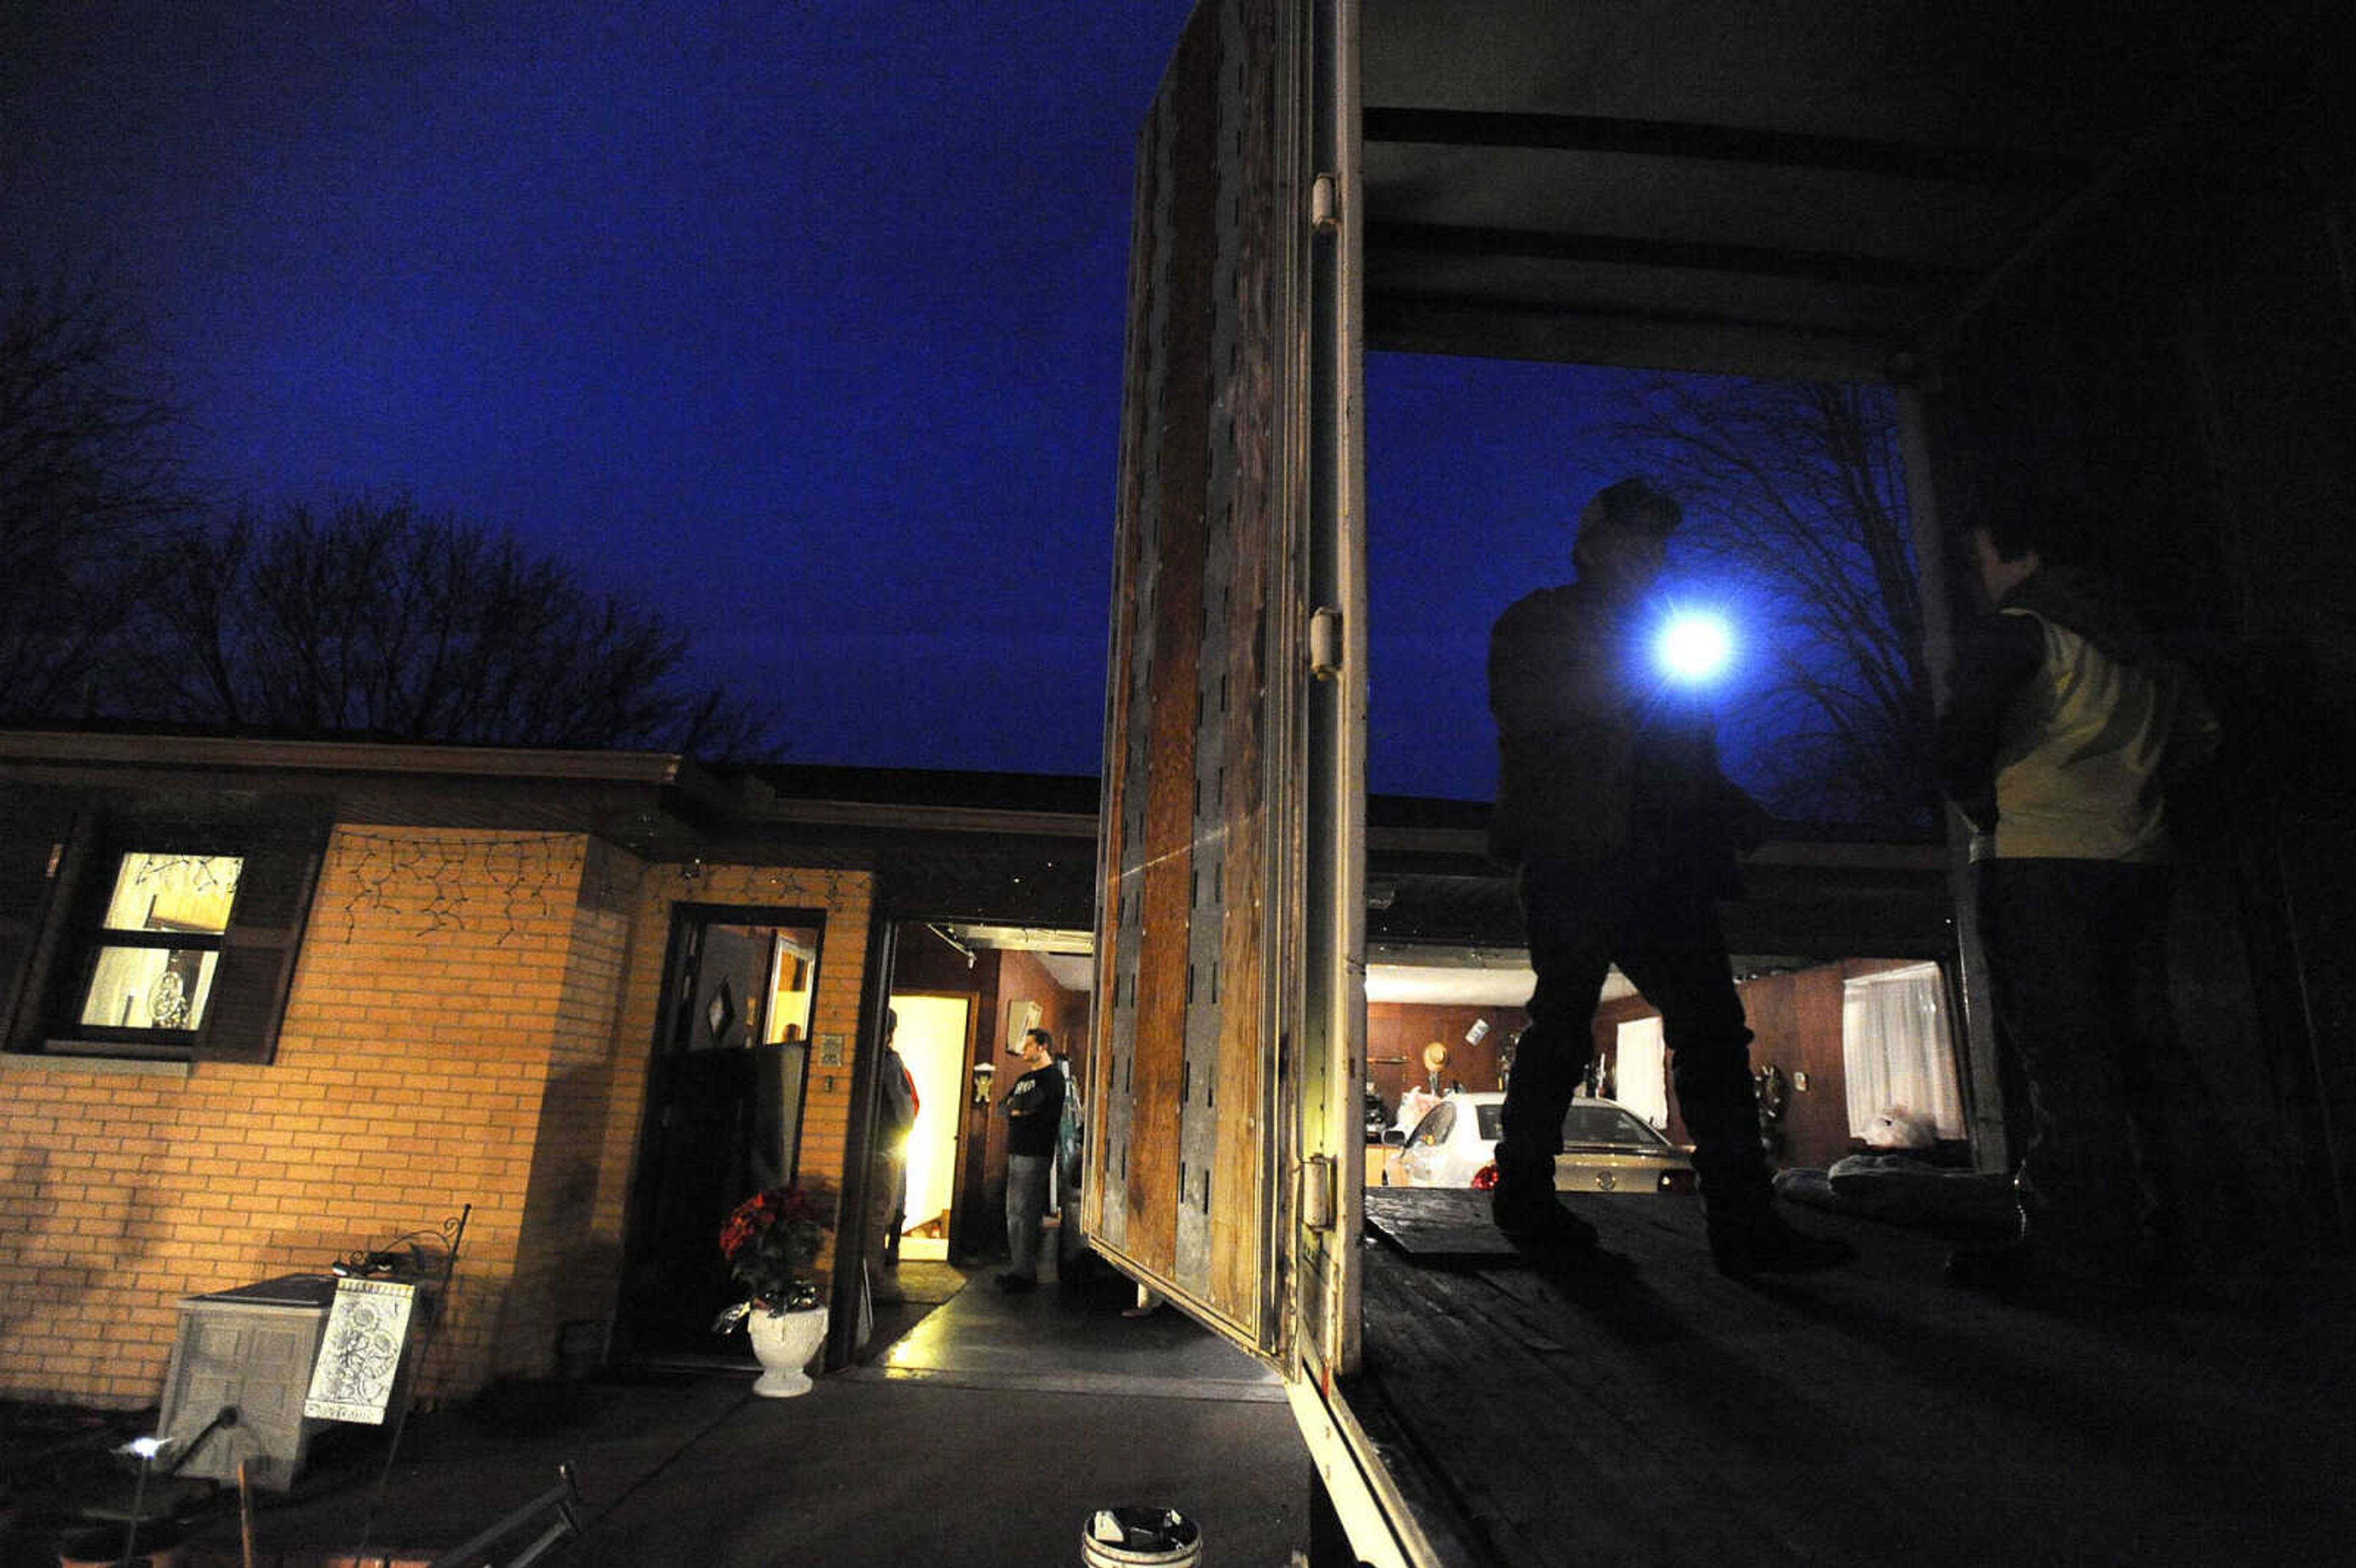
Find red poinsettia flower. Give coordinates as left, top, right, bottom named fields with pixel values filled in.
left=714, top=1186, right=833, bottom=1329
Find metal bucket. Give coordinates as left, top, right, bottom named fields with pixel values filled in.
left=1080, top=1506, right=1201, bottom=1567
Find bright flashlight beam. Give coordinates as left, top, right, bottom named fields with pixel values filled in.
left=1656, top=611, right=1733, bottom=684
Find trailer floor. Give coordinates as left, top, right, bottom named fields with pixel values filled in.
left=1347, top=1189, right=2353, bottom=1568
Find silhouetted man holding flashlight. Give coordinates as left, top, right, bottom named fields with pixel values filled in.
left=1486, top=477, right=1850, bottom=1275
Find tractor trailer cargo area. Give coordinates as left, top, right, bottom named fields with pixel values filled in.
left=1085, top=4, right=2356, bottom=1565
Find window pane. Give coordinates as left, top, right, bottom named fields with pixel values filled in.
left=1413, top=1103, right=1453, bottom=1147
left=1840, top=962, right=1965, bottom=1139
left=78, top=946, right=221, bottom=1031
left=1613, top=1016, right=1671, bottom=1129
left=763, top=925, right=823, bottom=1045
left=100, top=854, right=244, bottom=935
left=1563, top=1104, right=1662, bottom=1147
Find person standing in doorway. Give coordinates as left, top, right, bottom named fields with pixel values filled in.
left=1485, top=475, right=1851, bottom=1277
left=998, top=1026, right=1064, bottom=1293
left=1936, top=510, right=2218, bottom=1297
left=866, top=1008, right=918, bottom=1305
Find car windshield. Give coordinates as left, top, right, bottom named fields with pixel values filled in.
left=1561, top=1104, right=1665, bottom=1147
left=1471, top=1102, right=1663, bottom=1147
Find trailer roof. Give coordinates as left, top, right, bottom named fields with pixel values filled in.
left=1361, top=0, right=2319, bottom=381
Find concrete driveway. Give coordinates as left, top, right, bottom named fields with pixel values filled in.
left=133, top=1259, right=1308, bottom=1568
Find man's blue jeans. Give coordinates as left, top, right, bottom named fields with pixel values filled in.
left=1005, top=1153, right=1052, bottom=1280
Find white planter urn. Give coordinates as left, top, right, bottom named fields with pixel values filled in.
left=745, top=1304, right=828, bottom=1397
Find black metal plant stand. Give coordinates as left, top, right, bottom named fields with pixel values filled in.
left=341, top=1205, right=471, bottom=1568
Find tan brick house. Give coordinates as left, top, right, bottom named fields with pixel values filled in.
left=0, top=731, right=1098, bottom=1410
left=2, top=730, right=1968, bottom=1418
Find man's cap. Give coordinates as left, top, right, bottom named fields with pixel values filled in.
left=1576, top=477, right=1682, bottom=541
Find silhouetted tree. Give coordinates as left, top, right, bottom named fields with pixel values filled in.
left=1614, top=375, right=1936, bottom=827
left=0, top=273, right=196, bottom=719
left=139, top=496, right=771, bottom=756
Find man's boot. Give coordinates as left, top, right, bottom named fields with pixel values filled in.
left=1673, top=1051, right=1850, bottom=1277
left=1945, top=1189, right=2146, bottom=1304
left=1707, top=1199, right=1857, bottom=1278
left=1490, top=1161, right=1601, bottom=1257
left=1700, top=1159, right=1854, bottom=1278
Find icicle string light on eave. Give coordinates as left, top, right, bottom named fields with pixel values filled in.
left=334, top=832, right=875, bottom=945
left=336, top=831, right=579, bottom=944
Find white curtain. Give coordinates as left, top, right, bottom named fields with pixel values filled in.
left=1841, top=963, right=1965, bottom=1139
left=1613, top=1015, right=1670, bottom=1130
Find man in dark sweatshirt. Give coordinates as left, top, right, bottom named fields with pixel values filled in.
left=998, top=1026, right=1065, bottom=1293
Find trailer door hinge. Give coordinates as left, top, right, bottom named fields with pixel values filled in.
left=1300, top=1153, right=1336, bottom=1231
left=1311, top=173, right=1339, bottom=235
left=1308, top=605, right=1344, bottom=680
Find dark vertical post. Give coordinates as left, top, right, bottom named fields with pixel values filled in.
left=826, top=908, right=899, bottom=1370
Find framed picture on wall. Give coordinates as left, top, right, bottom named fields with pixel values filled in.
left=1006, top=997, right=1042, bottom=1053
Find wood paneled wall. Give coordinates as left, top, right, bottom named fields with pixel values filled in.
left=888, top=935, right=1091, bottom=1259
left=1368, top=1001, right=1526, bottom=1118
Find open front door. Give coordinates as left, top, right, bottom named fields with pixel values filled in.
left=1087, top=0, right=1366, bottom=1387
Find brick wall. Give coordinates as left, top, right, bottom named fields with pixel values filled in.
left=491, top=837, right=643, bottom=1375
left=0, top=833, right=884, bottom=1411
left=0, top=826, right=607, bottom=1408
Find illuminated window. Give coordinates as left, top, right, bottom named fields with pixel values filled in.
left=4, top=801, right=323, bottom=1064
left=75, top=853, right=244, bottom=1034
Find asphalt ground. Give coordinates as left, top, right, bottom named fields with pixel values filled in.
left=2, top=1256, right=1311, bottom=1568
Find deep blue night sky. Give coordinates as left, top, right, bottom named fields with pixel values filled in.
left=1368, top=354, right=1674, bottom=801
left=6, top=2, right=1689, bottom=802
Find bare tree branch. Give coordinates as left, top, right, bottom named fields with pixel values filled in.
left=0, top=271, right=198, bottom=718
left=139, top=496, right=776, bottom=756
left=1614, top=376, right=1937, bottom=827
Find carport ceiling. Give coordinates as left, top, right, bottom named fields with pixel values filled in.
left=1361, top=0, right=2306, bottom=381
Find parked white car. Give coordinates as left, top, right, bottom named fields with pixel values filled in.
left=1381, top=1092, right=1697, bottom=1195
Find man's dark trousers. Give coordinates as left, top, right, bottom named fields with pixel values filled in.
left=1497, top=851, right=1766, bottom=1201
left=1977, top=855, right=2184, bottom=1265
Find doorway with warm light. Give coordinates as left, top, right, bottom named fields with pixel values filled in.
left=884, top=991, right=971, bottom=1262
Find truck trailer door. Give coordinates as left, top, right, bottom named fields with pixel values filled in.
left=1088, top=0, right=1366, bottom=1392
